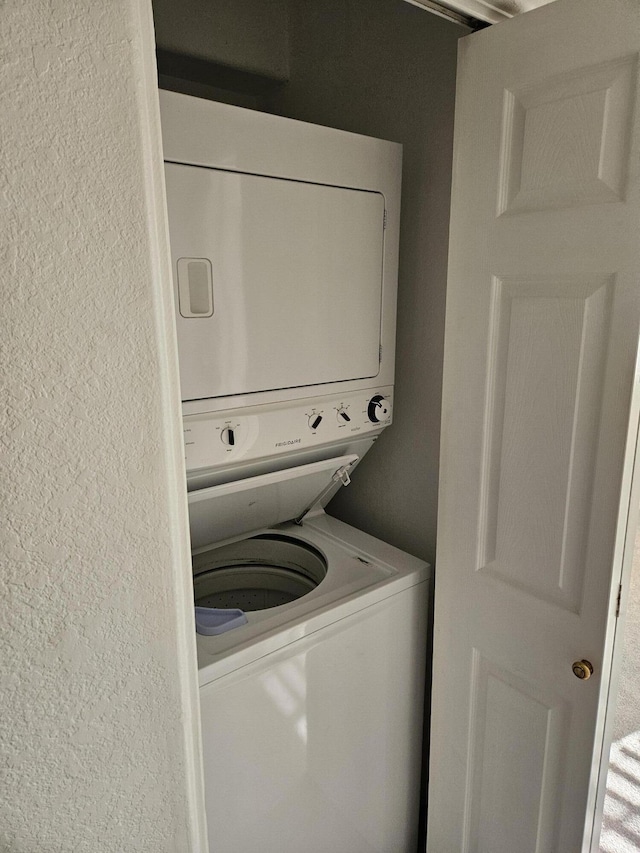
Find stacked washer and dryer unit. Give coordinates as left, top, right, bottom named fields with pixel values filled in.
left=160, top=90, right=430, bottom=853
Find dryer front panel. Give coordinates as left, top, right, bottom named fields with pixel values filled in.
left=165, top=163, right=385, bottom=402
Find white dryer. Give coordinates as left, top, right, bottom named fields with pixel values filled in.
left=160, top=92, right=430, bottom=853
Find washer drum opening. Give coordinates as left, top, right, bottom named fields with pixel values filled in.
left=192, top=533, right=328, bottom=612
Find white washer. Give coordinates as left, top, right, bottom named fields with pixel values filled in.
left=194, top=510, right=430, bottom=853
left=186, top=433, right=430, bottom=853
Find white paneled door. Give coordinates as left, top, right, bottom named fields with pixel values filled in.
left=429, top=1, right=640, bottom=851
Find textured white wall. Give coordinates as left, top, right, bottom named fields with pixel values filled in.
left=0, top=1, right=206, bottom=850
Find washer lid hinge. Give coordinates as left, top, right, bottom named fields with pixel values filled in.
left=294, top=462, right=355, bottom=525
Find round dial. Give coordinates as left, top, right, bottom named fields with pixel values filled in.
left=367, top=395, right=392, bottom=424
left=220, top=426, right=236, bottom=446
left=308, top=413, right=323, bottom=431
left=336, top=408, right=351, bottom=424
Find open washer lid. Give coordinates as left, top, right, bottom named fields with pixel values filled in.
left=187, top=454, right=359, bottom=550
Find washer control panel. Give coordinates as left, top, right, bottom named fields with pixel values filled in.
left=184, top=387, right=393, bottom=473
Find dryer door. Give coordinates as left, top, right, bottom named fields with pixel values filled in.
left=165, top=164, right=385, bottom=402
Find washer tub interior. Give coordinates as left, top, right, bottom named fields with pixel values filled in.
left=192, top=533, right=328, bottom=612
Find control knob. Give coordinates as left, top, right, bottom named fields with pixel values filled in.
left=220, top=427, right=236, bottom=446
left=367, top=395, right=392, bottom=424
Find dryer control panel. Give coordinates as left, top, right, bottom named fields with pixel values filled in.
left=183, top=387, right=393, bottom=473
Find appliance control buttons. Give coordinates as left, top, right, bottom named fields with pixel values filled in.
left=367, top=395, right=392, bottom=424
left=220, top=427, right=236, bottom=446
left=183, top=387, right=394, bottom=473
